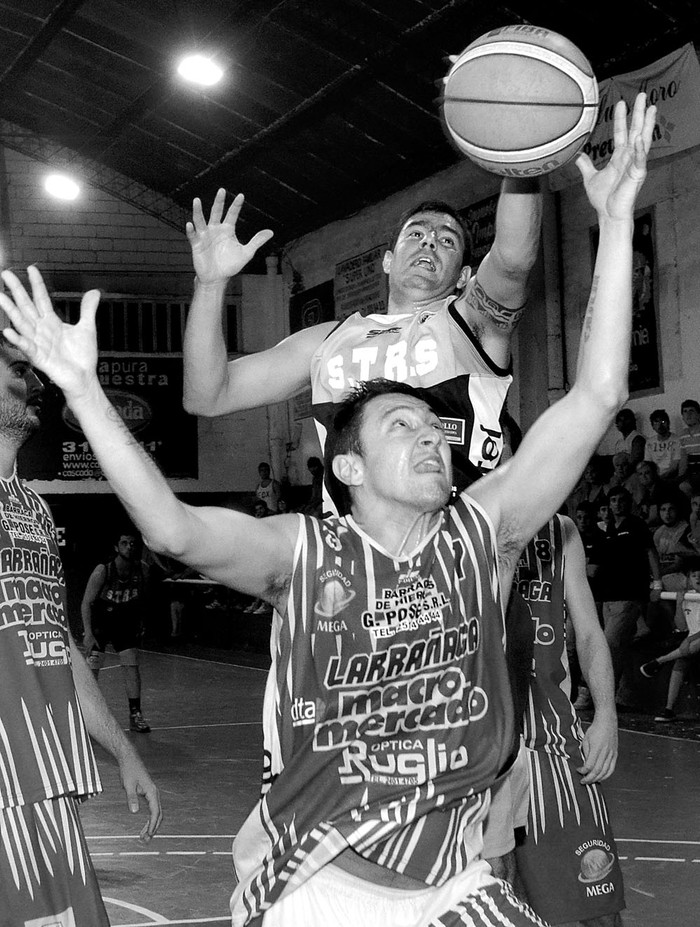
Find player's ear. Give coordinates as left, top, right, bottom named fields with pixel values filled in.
left=456, top=265, right=471, bottom=290
left=332, top=453, right=364, bottom=488
left=382, top=250, right=393, bottom=275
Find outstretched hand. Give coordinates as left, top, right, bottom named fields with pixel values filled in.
left=576, top=92, right=656, bottom=220
left=186, top=189, right=274, bottom=284
left=0, top=266, right=100, bottom=401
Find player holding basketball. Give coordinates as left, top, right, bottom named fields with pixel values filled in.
left=182, top=174, right=542, bottom=510
left=1, top=95, right=654, bottom=927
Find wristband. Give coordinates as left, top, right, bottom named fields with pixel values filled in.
left=651, top=580, right=662, bottom=590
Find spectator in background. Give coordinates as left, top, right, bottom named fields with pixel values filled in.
left=653, top=495, right=694, bottom=577
left=568, top=454, right=609, bottom=516
left=613, top=408, right=645, bottom=468
left=597, top=497, right=610, bottom=532
left=679, top=398, right=700, bottom=497
left=689, top=492, right=700, bottom=553
left=634, top=459, right=664, bottom=527
left=640, top=556, right=700, bottom=721
left=255, top=461, right=281, bottom=513
left=596, top=486, right=661, bottom=706
left=605, top=451, right=641, bottom=503
left=645, top=409, right=681, bottom=483
left=81, top=530, right=152, bottom=733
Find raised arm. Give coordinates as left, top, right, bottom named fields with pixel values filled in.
left=0, top=267, right=298, bottom=603
left=561, top=517, right=617, bottom=784
left=183, top=189, right=334, bottom=416
left=457, top=177, right=542, bottom=367
left=470, top=94, right=656, bottom=561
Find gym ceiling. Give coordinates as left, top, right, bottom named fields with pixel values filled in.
left=0, top=0, right=697, bottom=269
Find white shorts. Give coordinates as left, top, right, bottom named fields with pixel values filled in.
left=482, top=739, right=530, bottom=860
left=261, top=857, right=548, bottom=927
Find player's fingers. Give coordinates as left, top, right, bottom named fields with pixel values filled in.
left=79, top=289, right=101, bottom=327
left=1, top=270, right=39, bottom=320
left=210, top=187, right=227, bottom=224
left=574, top=152, right=595, bottom=183
left=612, top=97, right=629, bottom=150
left=641, top=103, right=657, bottom=152
left=224, top=191, right=245, bottom=225
left=245, top=229, right=274, bottom=255
left=191, top=197, right=205, bottom=230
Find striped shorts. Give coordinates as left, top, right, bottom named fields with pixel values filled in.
left=261, top=858, right=550, bottom=927
left=0, top=794, right=109, bottom=927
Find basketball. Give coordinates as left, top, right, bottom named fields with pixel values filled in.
left=442, top=25, right=599, bottom=176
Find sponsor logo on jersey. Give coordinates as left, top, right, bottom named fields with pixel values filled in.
left=291, top=697, right=316, bottom=727
left=361, top=576, right=449, bottom=638
left=314, top=569, right=355, bottom=619
left=337, top=736, right=469, bottom=786
left=576, top=840, right=617, bottom=893
left=18, top=628, right=69, bottom=667
left=364, top=327, right=403, bottom=337
left=439, top=416, right=466, bottom=446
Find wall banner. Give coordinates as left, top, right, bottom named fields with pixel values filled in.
left=334, top=244, right=389, bottom=319
left=19, top=355, right=198, bottom=480
left=550, top=44, right=700, bottom=190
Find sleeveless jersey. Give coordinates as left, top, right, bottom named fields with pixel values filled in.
left=0, top=473, right=101, bottom=809
left=97, top=558, right=145, bottom=615
left=255, top=480, right=280, bottom=513
left=514, top=515, right=583, bottom=757
left=231, top=495, right=513, bottom=927
left=310, top=295, right=512, bottom=513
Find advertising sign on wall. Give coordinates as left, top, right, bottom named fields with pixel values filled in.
left=334, top=244, right=389, bottom=319
left=19, top=355, right=198, bottom=480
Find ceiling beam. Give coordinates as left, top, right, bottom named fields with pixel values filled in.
left=169, top=0, right=485, bottom=202
left=0, top=0, right=88, bottom=101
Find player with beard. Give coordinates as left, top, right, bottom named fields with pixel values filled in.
left=0, top=335, right=161, bottom=925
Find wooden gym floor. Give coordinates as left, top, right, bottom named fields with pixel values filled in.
left=80, top=645, right=700, bottom=926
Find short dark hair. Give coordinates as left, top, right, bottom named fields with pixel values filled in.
left=607, top=486, right=632, bottom=504
left=325, top=379, right=433, bottom=514
left=682, top=399, right=700, bottom=413
left=390, top=200, right=473, bottom=265
left=650, top=409, right=668, bottom=422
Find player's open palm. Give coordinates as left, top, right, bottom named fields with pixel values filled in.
left=187, top=189, right=273, bottom=284
left=0, top=265, right=99, bottom=400
left=576, top=92, right=656, bottom=221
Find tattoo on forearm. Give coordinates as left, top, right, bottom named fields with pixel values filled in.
left=582, top=275, right=599, bottom=344
left=467, top=279, right=525, bottom=331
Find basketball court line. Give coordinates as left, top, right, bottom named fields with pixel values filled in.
left=153, top=720, right=260, bottom=731
left=141, top=648, right=269, bottom=671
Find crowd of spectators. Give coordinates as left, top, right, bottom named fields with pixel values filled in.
left=568, top=401, right=700, bottom=721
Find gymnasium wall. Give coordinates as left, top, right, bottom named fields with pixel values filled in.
left=0, top=146, right=283, bottom=498
left=283, top=145, right=700, bottom=453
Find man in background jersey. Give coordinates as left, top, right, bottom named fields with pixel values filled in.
left=82, top=528, right=152, bottom=733
left=514, top=515, right=623, bottom=926
left=0, top=95, right=654, bottom=927
left=182, top=173, right=543, bottom=510
left=0, top=337, right=161, bottom=925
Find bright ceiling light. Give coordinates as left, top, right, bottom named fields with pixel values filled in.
left=177, top=54, right=223, bottom=87
left=44, top=174, right=80, bottom=200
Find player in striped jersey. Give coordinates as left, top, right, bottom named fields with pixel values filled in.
left=514, top=515, right=623, bottom=926
left=0, top=336, right=161, bottom=926
left=1, top=94, right=655, bottom=927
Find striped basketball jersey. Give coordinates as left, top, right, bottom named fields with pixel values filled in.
left=514, top=515, right=583, bottom=757
left=0, top=473, right=101, bottom=809
left=231, top=495, right=513, bottom=927
left=310, top=294, right=512, bottom=513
